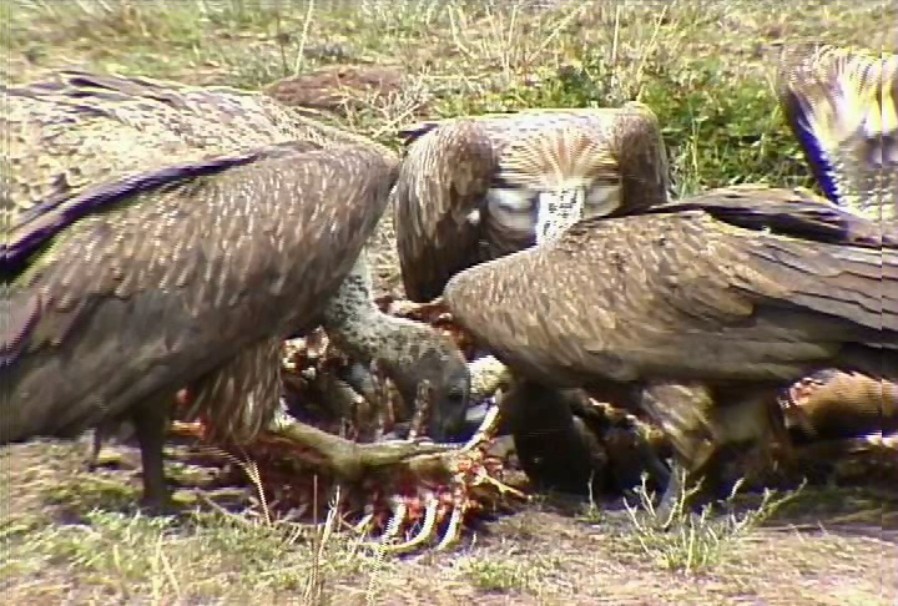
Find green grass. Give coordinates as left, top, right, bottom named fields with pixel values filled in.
left=6, top=0, right=894, bottom=191
left=3, top=1, right=896, bottom=603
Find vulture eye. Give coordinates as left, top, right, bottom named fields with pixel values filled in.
left=584, top=180, right=622, bottom=217
left=486, top=187, right=538, bottom=232
left=486, top=187, right=537, bottom=213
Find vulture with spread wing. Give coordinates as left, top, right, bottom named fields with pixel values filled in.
left=392, top=105, right=671, bottom=302
left=778, top=44, right=897, bottom=221
left=2, top=71, right=470, bottom=511
left=444, top=186, right=898, bottom=506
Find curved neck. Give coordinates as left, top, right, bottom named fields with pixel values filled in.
left=321, top=251, right=426, bottom=389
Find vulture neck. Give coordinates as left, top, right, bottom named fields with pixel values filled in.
left=321, top=251, right=433, bottom=387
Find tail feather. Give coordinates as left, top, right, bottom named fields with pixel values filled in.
left=777, top=45, right=898, bottom=221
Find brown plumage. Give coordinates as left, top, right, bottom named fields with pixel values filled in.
left=443, top=185, right=897, bottom=504
left=392, top=105, right=670, bottom=302
left=780, top=369, right=898, bottom=440
left=2, top=71, right=471, bottom=511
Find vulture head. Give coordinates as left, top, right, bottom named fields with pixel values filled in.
left=487, top=126, right=622, bottom=243
left=392, top=104, right=670, bottom=302
left=391, top=335, right=471, bottom=441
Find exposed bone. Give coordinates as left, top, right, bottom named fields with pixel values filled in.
left=435, top=508, right=465, bottom=550
left=469, top=355, right=512, bottom=401
left=381, top=500, right=408, bottom=540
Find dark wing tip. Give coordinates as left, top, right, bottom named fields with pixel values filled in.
left=645, top=187, right=893, bottom=248
left=397, top=121, right=440, bottom=147
left=777, top=45, right=896, bottom=207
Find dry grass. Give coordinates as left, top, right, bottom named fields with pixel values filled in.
left=3, top=0, right=897, bottom=603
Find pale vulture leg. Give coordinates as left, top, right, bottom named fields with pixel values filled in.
left=640, top=381, right=784, bottom=522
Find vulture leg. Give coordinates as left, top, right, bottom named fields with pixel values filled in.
left=641, top=381, right=786, bottom=521
left=86, top=419, right=136, bottom=472
left=131, top=394, right=175, bottom=513
left=500, top=379, right=607, bottom=496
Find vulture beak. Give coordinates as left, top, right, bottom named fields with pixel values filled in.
left=534, top=187, right=587, bottom=243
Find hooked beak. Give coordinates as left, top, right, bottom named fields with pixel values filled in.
left=534, top=187, right=586, bottom=244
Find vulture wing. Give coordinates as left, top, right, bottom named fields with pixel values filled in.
left=444, top=186, right=897, bottom=388
left=3, top=143, right=397, bottom=444
left=777, top=45, right=898, bottom=220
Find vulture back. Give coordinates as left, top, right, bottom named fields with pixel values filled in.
left=2, top=71, right=398, bottom=445
left=443, top=187, right=898, bottom=388
left=3, top=69, right=390, bottom=242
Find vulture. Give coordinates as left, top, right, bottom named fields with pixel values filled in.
left=442, top=45, right=898, bottom=507
left=390, top=104, right=672, bottom=494
left=778, top=44, right=897, bottom=221
left=443, top=186, right=897, bottom=507
left=1, top=71, right=471, bottom=512
left=391, top=105, right=671, bottom=302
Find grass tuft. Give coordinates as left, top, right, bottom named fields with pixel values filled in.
left=3, top=1, right=895, bottom=602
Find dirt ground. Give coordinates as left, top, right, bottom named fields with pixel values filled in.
left=2, top=436, right=896, bottom=605
left=0, top=442, right=898, bottom=606
left=3, top=1, right=897, bottom=604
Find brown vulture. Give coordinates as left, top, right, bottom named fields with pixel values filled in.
left=2, top=71, right=470, bottom=511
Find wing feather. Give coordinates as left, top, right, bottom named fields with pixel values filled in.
left=777, top=45, right=898, bottom=220
left=392, top=119, right=498, bottom=302
left=2, top=144, right=396, bottom=442
left=3, top=69, right=386, bottom=228
left=444, top=187, right=898, bottom=388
